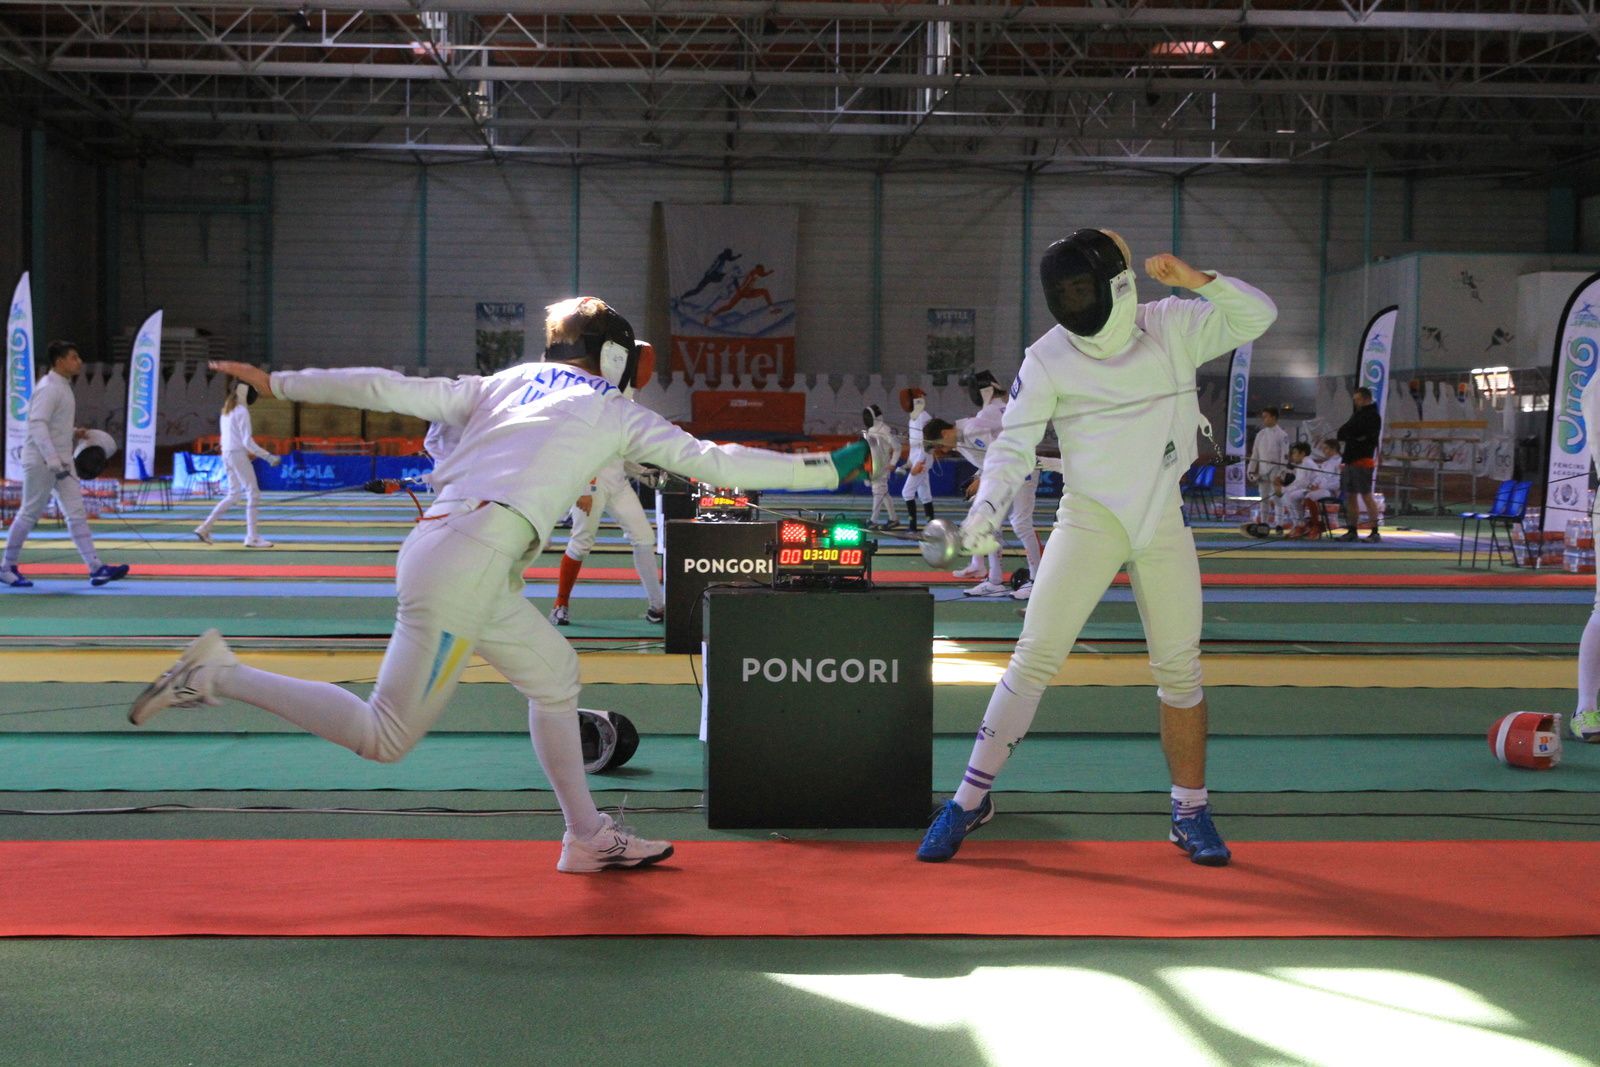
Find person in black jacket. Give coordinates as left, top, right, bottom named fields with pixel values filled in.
left=1336, top=386, right=1383, bottom=542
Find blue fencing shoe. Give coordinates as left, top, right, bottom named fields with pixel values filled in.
left=89, top=563, right=130, bottom=587
left=916, top=794, right=994, bottom=862
left=1170, top=806, right=1232, bottom=866
left=1, top=566, right=34, bottom=588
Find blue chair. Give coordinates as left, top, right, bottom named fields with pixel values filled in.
left=1180, top=463, right=1218, bottom=520
left=1459, top=479, right=1530, bottom=568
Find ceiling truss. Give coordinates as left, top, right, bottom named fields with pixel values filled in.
left=1, top=0, right=1597, bottom=175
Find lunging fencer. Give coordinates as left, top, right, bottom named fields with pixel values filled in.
left=899, top=387, right=934, bottom=533
left=130, top=297, right=869, bottom=873
left=917, top=229, right=1277, bottom=866
left=549, top=456, right=665, bottom=626
left=1, top=341, right=130, bottom=589
left=194, top=377, right=281, bottom=548
left=862, top=404, right=902, bottom=529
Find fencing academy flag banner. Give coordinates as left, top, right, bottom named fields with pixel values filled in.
left=124, top=309, right=162, bottom=480
left=5, top=273, right=33, bottom=483
left=665, top=204, right=798, bottom=386
left=1357, top=305, right=1399, bottom=473
left=1540, top=271, right=1600, bottom=538
left=1223, top=341, right=1252, bottom=498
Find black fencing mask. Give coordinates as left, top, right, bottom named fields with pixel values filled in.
left=1040, top=229, right=1131, bottom=337
left=862, top=404, right=882, bottom=430
left=579, top=709, right=640, bottom=774
left=965, top=369, right=999, bottom=408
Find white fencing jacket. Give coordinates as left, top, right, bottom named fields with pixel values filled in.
left=972, top=273, right=1277, bottom=549
left=220, top=405, right=274, bottom=458
left=23, top=370, right=75, bottom=470
left=271, top=363, right=839, bottom=545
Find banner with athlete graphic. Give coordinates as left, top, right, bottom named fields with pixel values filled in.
left=1357, top=305, right=1399, bottom=476
left=665, top=205, right=797, bottom=387
left=6, top=272, right=33, bottom=483
left=1540, top=271, right=1600, bottom=539
left=1223, top=341, right=1252, bottom=499
left=124, top=309, right=162, bottom=480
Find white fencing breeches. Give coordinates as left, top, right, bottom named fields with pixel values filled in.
left=1008, top=476, right=1044, bottom=575
left=1281, top=486, right=1330, bottom=525
left=3, top=459, right=102, bottom=572
left=563, top=481, right=664, bottom=610
left=212, top=499, right=603, bottom=833
left=869, top=474, right=893, bottom=524
left=953, top=494, right=1204, bottom=802
left=198, top=451, right=263, bottom=540
left=901, top=465, right=933, bottom=504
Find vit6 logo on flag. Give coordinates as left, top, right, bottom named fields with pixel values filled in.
left=1542, top=272, right=1600, bottom=539
left=664, top=205, right=798, bottom=386
left=1224, top=342, right=1252, bottom=498
left=1357, top=305, right=1399, bottom=470
left=5, top=273, right=33, bottom=483
left=124, top=309, right=162, bottom=480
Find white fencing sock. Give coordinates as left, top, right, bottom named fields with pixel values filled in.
left=214, top=664, right=378, bottom=754
left=986, top=549, right=1004, bottom=585
left=1578, top=610, right=1600, bottom=713
left=953, top=674, right=1043, bottom=810
left=529, top=698, right=605, bottom=838
left=631, top=543, right=665, bottom=610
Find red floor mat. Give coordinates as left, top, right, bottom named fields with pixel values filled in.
left=4, top=839, right=1596, bottom=938
left=18, top=563, right=1594, bottom=588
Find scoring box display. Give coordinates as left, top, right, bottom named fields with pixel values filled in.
left=703, top=585, right=933, bottom=828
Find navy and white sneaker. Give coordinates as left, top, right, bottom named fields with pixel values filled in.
left=89, top=563, right=130, bottom=586
left=549, top=604, right=570, bottom=626
left=1170, top=806, right=1232, bottom=866
left=0, top=565, right=33, bottom=588
left=557, top=813, right=674, bottom=873
left=916, top=794, right=995, bottom=862
left=645, top=605, right=665, bottom=624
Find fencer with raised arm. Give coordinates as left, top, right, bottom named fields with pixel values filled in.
left=917, top=229, right=1277, bottom=867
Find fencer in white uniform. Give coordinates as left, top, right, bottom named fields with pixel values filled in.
left=1, top=341, right=128, bottom=588
left=899, top=388, right=934, bottom=532
left=1247, top=406, right=1291, bottom=529
left=131, top=298, right=869, bottom=873
left=549, top=456, right=665, bottom=625
left=1569, top=379, right=1600, bottom=744
left=422, top=419, right=462, bottom=486
left=862, top=404, right=901, bottom=529
left=1280, top=440, right=1340, bottom=536
left=194, top=380, right=280, bottom=548
left=917, top=229, right=1277, bottom=867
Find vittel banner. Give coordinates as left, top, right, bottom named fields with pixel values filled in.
left=5, top=273, right=33, bottom=483
left=124, top=310, right=162, bottom=480
left=1542, top=271, right=1600, bottom=539
left=1223, top=342, right=1252, bottom=499
left=1358, top=305, right=1399, bottom=473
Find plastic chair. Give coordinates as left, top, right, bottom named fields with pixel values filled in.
left=1458, top=479, right=1517, bottom=568
left=1482, top=481, right=1532, bottom=568
left=1180, top=464, right=1218, bottom=520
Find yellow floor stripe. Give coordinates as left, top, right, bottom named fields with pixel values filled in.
left=0, top=648, right=1562, bottom=688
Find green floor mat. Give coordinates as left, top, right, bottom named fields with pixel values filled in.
left=2, top=939, right=1595, bottom=1067
left=1, top=684, right=1571, bottom=736
left=4, top=732, right=1597, bottom=792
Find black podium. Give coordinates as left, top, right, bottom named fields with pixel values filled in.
left=662, top=519, right=778, bottom=654
left=702, top=586, right=934, bottom=828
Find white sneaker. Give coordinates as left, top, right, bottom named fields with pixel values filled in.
left=952, top=562, right=986, bottom=580
left=243, top=537, right=274, bottom=548
left=129, top=629, right=238, bottom=725
left=193, top=527, right=213, bottom=545
left=963, top=580, right=1011, bottom=597
left=557, top=812, right=675, bottom=873
left=1011, top=580, right=1033, bottom=601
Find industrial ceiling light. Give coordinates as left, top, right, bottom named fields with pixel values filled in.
left=289, top=4, right=312, bottom=32
left=1150, top=40, right=1226, bottom=56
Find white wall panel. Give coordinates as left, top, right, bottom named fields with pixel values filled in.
left=423, top=164, right=573, bottom=375
left=272, top=160, right=420, bottom=369
left=1182, top=178, right=1323, bottom=378
left=882, top=173, right=1022, bottom=383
